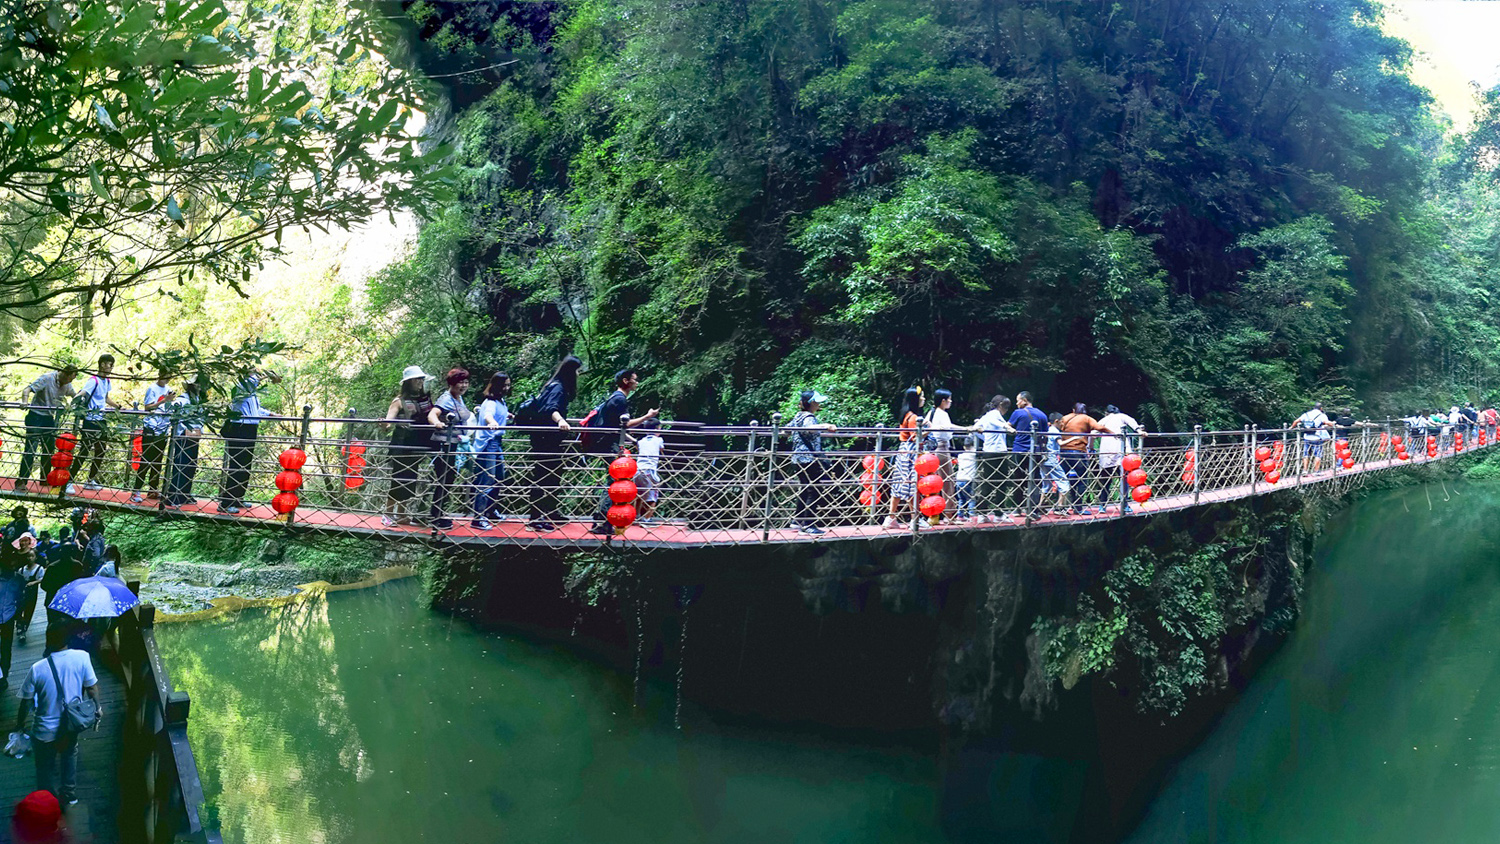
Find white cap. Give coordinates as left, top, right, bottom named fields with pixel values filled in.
left=400, top=365, right=430, bottom=382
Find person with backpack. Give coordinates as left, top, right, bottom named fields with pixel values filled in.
left=380, top=367, right=436, bottom=527
left=1097, top=404, right=1148, bottom=513
left=1292, top=402, right=1334, bottom=474
left=216, top=368, right=281, bottom=514
left=520, top=356, right=582, bottom=532
left=74, top=354, right=123, bottom=491
left=585, top=369, right=659, bottom=536
left=14, top=624, right=102, bottom=805
left=427, top=369, right=475, bottom=531
left=789, top=390, right=837, bottom=535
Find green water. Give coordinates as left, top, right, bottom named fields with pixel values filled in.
left=156, top=580, right=945, bottom=844
left=1128, top=481, right=1500, bottom=843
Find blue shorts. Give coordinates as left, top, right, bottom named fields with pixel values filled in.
left=1302, top=440, right=1323, bottom=457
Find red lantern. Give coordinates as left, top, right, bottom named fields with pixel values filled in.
left=919, top=495, right=946, bottom=518
left=274, top=470, right=304, bottom=492
left=609, top=455, right=638, bottom=480
left=1272, top=441, right=1285, bottom=458
left=1342, top=458, right=1355, bottom=469
left=130, top=433, right=143, bottom=472
left=271, top=492, right=298, bottom=514
left=606, top=504, right=637, bottom=531
left=917, top=474, right=943, bottom=496
left=608, top=479, right=638, bottom=504
left=1126, top=468, right=1149, bottom=488
left=46, top=468, right=70, bottom=488
left=1131, top=484, right=1153, bottom=503
left=861, top=471, right=876, bottom=484
left=1255, top=445, right=1273, bottom=462
left=1260, top=458, right=1277, bottom=474
left=54, top=433, right=76, bottom=452
left=1121, top=453, right=1142, bottom=473
left=1392, top=435, right=1404, bottom=447
left=49, top=452, right=73, bottom=470
left=1399, top=452, right=1410, bottom=461
left=1181, top=472, right=1196, bottom=485
left=859, top=489, right=883, bottom=506
left=1334, top=439, right=1348, bottom=451
left=915, top=453, right=940, bottom=476
left=861, top=455, right=885, bottom=473
left=279, top=448, right=308, bottom=471
left=1265, top=470, right=1281, bottom=484
left=1428, top=449, right=1438, bottom=458
left=349, top=456, right=368, bottom=469
left=1428, top=436, right=1437, bottom=446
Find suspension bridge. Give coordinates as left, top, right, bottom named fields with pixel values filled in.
left=0, top=402, right=1478, bottom=552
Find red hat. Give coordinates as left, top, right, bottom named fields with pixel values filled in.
left=13, top=790, right=61, bottom=838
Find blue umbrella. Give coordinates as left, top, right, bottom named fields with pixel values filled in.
left=48, top=577, right=140, bottom=620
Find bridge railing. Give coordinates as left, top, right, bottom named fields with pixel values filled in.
left=0, top=402, right=1487, bottom=546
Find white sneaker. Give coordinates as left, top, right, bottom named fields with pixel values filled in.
left=66, top=484, right=78, bottom=494
left=130, top=493, right=144, bottom=504
left=881, top=517, right=899, bottom=530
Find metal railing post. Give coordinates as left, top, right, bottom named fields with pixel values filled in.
left=1248, top=425, right=1257, bottom=493
left=617, top=413, right=630, bottom=455
left=1192, top=425, right=1202, bottom=506
left=741, top=421, right=758, bottom=529
left=912, top=417, right=924, bottom=536
left=762, top=413, right=780, bottom=542
left=871, top=423, right=885, bottom=521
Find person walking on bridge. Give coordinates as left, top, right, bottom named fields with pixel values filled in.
left=586, top=370, right=659, bottom=536
left=884, top=387, right=924, bottom=530
left=15, top=624, right=102, bottom=806
left=216, top=368, right=281, bottom=515
left=789, top=391, right=837, bottom=535
left=1097, top=405, right=1148, bottom=514
left=525, top=355, right=581, bottom=532
left=74, top=355, right=122, bottom=492
left=971, top=396, right=1014, bottom=523
left=14, top=363, right=76, bottom=491
left=381, top=367, right=436, bottom=527
left=1293, top=402, right=1334, bottom=474
left=1057, top=403, right=1109, bottom=515
left=164, top=379, right=205, bottom=509
left=472, top=372, right=512, bottom=526
left=130, top=368, right=175, bottom=504
left=1007, top=392, right=1049, bottom=521
left=427, top=368, right=474, bottom=531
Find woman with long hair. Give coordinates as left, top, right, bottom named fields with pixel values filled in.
left=884, top=387, right=924, bottom=529
left=473, top=372, right=512, bottom=525
left=526, top=355, right=582, bottom=531
left=381, top=367, right=435, bottom=527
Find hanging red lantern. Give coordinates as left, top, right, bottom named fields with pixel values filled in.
left=1392, top=435, right=1404, bottom=447
left=1255, top=445, right=1273, bottom=462
left=608, top=479, right=638, bottom=504
left=914, top=453, right=940, bottom=476
left=1131, top=484, right=1153, bottom=503
left=1399, top=452, right=1410, bottom=461
left=859, top=489, right=884, bottom=506
left=49, top=452, right=73, bottom=470
left=54, top=433, right=76, bottom=452
left=1181, top=472, right=1196, bottom=485
left=129, top=433, right=143, bottom=472
left=917, top=474, right=943, bottom=496
left=1259, top=458, right=1277, bottom=474
left=1265, top=470, right=1281, bottom=484
left=274, top=470, right=304, bottom=492
left=1342, top=457, right=1355, bottom=469
left=1427, top=436, right=1437, bottom=446
left=606, top=503, right=637, bottom=532
left=46, top=468, right=70, bottom=488
left=278, top=448, right=308, bottom=471
left=919, top=494, right=946, bottom=518
left=271, top=492, right=298, bottom=514
left=1126, top=468, right=1149, bottom=487
left=609, top=454, right=638, bottom=480
left=1121, top=453, right=1142, bottom=473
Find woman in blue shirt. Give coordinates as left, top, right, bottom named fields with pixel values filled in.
left=473, top=372, right=512, bottom=527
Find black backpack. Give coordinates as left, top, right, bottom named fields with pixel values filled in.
left=578, top=391, right=623, bottom=454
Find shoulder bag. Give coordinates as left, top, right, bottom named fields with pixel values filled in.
left=46, top=654, right=100, bottom=734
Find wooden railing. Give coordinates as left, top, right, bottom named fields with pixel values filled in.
left=114, top=589, right=222, bottom=844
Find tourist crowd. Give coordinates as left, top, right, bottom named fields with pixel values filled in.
left=8, top=354, right=1498, bottom=535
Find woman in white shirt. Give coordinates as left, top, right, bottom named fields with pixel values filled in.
left=923, top=389, right=964, bottom=520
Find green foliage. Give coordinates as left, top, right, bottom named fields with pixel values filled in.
left=0, top=0, right=451, bottom=318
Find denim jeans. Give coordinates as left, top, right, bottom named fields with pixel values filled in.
left=34, top=731, right=79, bottom=800
left=473, top=440, right=506, bottom=518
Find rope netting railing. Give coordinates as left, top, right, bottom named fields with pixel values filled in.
left=0, top=402, right=1490, bottom=551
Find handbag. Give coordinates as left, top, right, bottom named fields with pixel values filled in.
left=46, top=654, right=100, bottom=734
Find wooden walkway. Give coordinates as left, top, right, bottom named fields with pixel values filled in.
left=0, top=604, right=125, bottom=843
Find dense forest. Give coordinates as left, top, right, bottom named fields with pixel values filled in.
left=5, top=0, right=1500, bottom=429
left=356, top=0, right=1500, bottom=431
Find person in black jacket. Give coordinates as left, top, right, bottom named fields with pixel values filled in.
left=588, top=369, right=659, bottom=535
left=526, top=356, right=582, bottom=532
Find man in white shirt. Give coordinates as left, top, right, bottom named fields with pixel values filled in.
left=1097, top=405, right=1149, bottom=513
left=15, top=625, right=102, bottom=805
left=75, top=354, right=124, bottom=490
left=1293, top=402, right=1334, bottom=473
left=15, top=364, right=77, bottom=490
left=131, top=368, right=176, bottom=503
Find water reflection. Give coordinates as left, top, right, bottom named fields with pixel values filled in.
left=159, top=579, right=946, bottom=844
left=1128, top=482, right=1500, bottom=843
